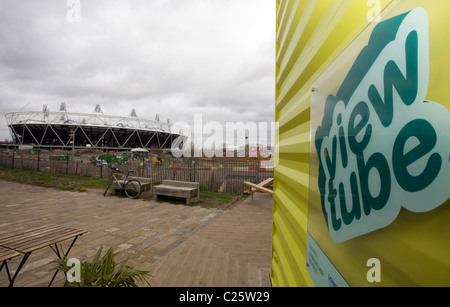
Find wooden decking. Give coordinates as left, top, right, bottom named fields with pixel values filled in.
left=149, top=193, right=272, bottom=286
left=0, top=180, right=272, bottom=287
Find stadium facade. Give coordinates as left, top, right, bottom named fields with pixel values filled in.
left=5, top=103, right=182, bottom=151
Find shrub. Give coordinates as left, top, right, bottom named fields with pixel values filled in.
left=53, top=246, right=150, bottom=287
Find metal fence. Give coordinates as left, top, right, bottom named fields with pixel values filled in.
left=0, top=153, right=273, bottom=194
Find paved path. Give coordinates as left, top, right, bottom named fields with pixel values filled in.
left=0, top=180, right=272, bottom=287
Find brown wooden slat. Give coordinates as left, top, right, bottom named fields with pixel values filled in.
left=5, top=226, right=78, bottom=248
left=0, top=225, right=87, bottom=254
left=243, top=182, right=273, bottom=195
left=0, top=246, right=20, bottom=262
left=9, top=229, right=79, bottom=252
left=0, top=225, right=60, bottom=243
left=258, top=178, right=274, bottom=186
left=0, top=225, right=66, bottom=248
left=14, top=230, right=87, bottom=253
left=7, top=229, right=87, bottom=253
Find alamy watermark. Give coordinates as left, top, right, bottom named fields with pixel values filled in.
left=67, top=0, right=81, bottom=23
left=66, top=258, right=81, bottom=283
left=367, top=0, right=381, bottom=23
left=170, top=114, right=277, bottom=161
left=65, top=0, right=381, bottom=24
left=366, top=258, right=381, bottom=283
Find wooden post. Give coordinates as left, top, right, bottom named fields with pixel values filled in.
left=37, top=149, right=40, bottom=172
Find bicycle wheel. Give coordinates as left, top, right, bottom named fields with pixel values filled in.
left=104, top=178, right=113, bottom=196
left=124, top=179, right=142, bottom=199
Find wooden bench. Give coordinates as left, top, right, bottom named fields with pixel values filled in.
left=112, top=177, right=153, bottom=199
left=154, top=180, right=200, bottom=205
left=244, top=178, right=273, bottom=203
left=0, top=224, right=87, bottom=286
left=0, top=246, right=20, bottom=285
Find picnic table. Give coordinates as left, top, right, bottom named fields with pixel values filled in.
left=243, top=178, right=273, bottom=203
left=0, top=224, right=87, bottom=287
left=0, top=247, right=20, bottom=285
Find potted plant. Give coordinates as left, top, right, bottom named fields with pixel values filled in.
left=53, top=246, right=150, bottom=287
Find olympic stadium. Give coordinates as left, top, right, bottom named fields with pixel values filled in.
left=4, top=103, right=183, bottom=151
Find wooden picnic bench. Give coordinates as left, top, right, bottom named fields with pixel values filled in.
left=0, top=224, right=87, bottom=287
left=154, top=180, right=200, bottom=205
left=0, top=246, right=20, bottom=286
left=244, top=178, right=273, bottom=203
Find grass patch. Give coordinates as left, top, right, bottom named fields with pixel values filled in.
left=0, top=166, right=108, bottom=192
left=196, top=189, right=248, bottom=209
left=199, top=190, right=237, bottom=205
left=0, top=167, right=249, bottom=208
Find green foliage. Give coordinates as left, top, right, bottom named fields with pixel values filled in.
left=200, top=190, right=236, bottom=204
left=53, top=246, right=150, bottom=287
left=0, top=166, right=108, bottom=192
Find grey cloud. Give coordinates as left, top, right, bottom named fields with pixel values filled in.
left=0, top=0, right=275, bottom=140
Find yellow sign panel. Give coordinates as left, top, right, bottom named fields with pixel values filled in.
left=308, top=1, right=450, bottom=287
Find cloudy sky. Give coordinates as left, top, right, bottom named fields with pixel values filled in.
left=0, top=0, right=275, bottom=142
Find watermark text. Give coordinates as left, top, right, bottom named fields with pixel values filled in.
left=367, top=0, right=381, bottom=23
left=67, top=0, right=81, bottom=23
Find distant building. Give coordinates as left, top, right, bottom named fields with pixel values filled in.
left=5, top=103, right=182, bottom=151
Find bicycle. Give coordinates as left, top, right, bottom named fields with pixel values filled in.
left=103, top=165, right=142, bottom=199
